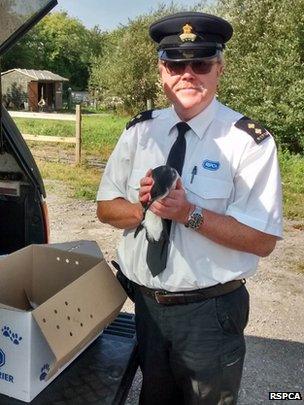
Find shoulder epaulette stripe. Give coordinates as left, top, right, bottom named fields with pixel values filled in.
left=235, top=116, right=270, bottom=144
left=126, top=109, right=154, bottom=130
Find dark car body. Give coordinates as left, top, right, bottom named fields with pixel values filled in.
left=0, top=0, right=58, bottom=254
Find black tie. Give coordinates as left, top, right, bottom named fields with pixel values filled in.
left=146, top=122, right=190, bottom=277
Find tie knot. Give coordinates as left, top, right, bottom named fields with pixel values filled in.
left=176, top=122, right=191, bottom=137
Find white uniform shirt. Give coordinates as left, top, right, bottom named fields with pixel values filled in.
left=97, top=98, right=283, bottom=291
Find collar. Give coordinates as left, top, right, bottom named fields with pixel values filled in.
left=159, top=97, right=219, bottom=139
left=186, top=97, right=218, bottom=139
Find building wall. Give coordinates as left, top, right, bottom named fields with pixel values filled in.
left=1, top=71, right=65, bottom=111
left=1, top=71, right=31, bottom=96
left=1, top=71, right=31, bottom=109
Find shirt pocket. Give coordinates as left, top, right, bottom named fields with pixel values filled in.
left=184, top=174, right=233, bottom=213
left=127, top=169, right=143, bottom=203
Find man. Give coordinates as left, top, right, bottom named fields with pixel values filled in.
left=96, top=11, right=283, bottom=405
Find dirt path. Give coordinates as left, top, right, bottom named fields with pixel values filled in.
left=46, top=179, right=304, bottom=404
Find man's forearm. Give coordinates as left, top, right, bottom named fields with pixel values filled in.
left=198, top=209, right=277, bottom=257
left=148, top=186, right=278, bottom=257
left=97, top=198, right=143, bottom=229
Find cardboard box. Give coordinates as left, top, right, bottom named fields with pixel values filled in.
left=0, top=240, right=126, bottom=402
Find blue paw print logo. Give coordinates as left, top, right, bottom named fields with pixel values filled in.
left=2, top=326, right=22, bottom=345
left=39, top=364, right=50, bottom=381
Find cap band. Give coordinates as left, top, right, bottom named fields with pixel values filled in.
left=157, top=41, right=224, bottom=51
left=158, top=48, right=221, bottom=62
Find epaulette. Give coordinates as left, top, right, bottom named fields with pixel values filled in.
left=235, top=116, right=270, bottom=144
left=126, top=109, right=154, bottom=130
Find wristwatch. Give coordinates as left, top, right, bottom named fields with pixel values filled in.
left=185, top=205, right=204, bottom=230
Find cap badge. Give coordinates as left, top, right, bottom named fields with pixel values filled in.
left=179, top=24, right=197, bottom=42
left=182, top=51, right=195, bottom=59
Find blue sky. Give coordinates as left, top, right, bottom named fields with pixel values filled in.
left=55, top=0, right=207, bottom=31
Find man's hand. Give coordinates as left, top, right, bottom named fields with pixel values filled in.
left=139, top=169, right=153, bottom=206
left=149, top=178, right=193, bottom=224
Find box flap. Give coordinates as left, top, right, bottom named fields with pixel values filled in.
left=30, top=244, right=101, bottom=305
left=0, top=245, right=33, bottom=310
left=48, top=240, right=103, bottom=259
left=32, top=260, right=126, bottom=378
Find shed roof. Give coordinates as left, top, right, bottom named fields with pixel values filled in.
left=1, top=69, right=69, bottom=82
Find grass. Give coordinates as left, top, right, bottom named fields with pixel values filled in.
left=37, top=160, right=102, bottom=201
left=279, top=150, right=304, bottom=220
left=14, top=113, right=129, bottom=160
left=13, top=114, right=304, bottom=219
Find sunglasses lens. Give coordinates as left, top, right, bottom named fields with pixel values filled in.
left=191, top=61, right=214, bottom=74
left=164, top=60, right=215, bottom=75
left=164, top=61, right=186, bottom=75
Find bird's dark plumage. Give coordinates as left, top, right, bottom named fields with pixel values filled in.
left=134, top=165, right=179, bottom=241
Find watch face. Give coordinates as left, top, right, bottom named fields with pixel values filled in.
left=185, top=206, right=203, bottom=229
left=189, top=212, right=203, bottom=229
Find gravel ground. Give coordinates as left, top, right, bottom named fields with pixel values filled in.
left=46, top=179, right=304, bottom=404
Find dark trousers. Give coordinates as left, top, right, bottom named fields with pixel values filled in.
left=134, top=284, right=249, bottom=405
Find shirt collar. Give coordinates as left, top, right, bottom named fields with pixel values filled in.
left=160, top=97, right=218, bottom=139
left=186, top=97, right=219, bottom=139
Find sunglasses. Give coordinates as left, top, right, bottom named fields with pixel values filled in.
left=162, top=60, right=218, bottom=75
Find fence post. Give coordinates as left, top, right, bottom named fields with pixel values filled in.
left=75, top=104, right=81, bottom=164
left=146, top=99, right=152, bottom=110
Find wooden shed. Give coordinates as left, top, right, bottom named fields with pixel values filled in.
left=1, top=69, right=69, bottom=111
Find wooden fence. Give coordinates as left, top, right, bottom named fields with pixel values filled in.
left=9, top=105, right=82, bottom=164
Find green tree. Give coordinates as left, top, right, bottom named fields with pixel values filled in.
left=216, top=0, right=304, bottom=153
left=34, top=12, right=102, bottom=89
left=90, top=16, right=158, bottom=113
left=2, top=12, right=105, bottom=90
left=1, top=26, right=44, bottom=71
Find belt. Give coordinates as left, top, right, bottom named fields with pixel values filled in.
left=139, top=279, right=246, bottom=305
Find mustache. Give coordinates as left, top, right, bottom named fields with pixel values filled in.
left=176, top=85, right=205, bottom=91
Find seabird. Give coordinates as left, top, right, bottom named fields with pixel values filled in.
left=135, top=165, right=179, bottom=241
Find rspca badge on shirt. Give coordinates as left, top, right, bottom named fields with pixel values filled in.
left=202, top=160, right=220, bottom=171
